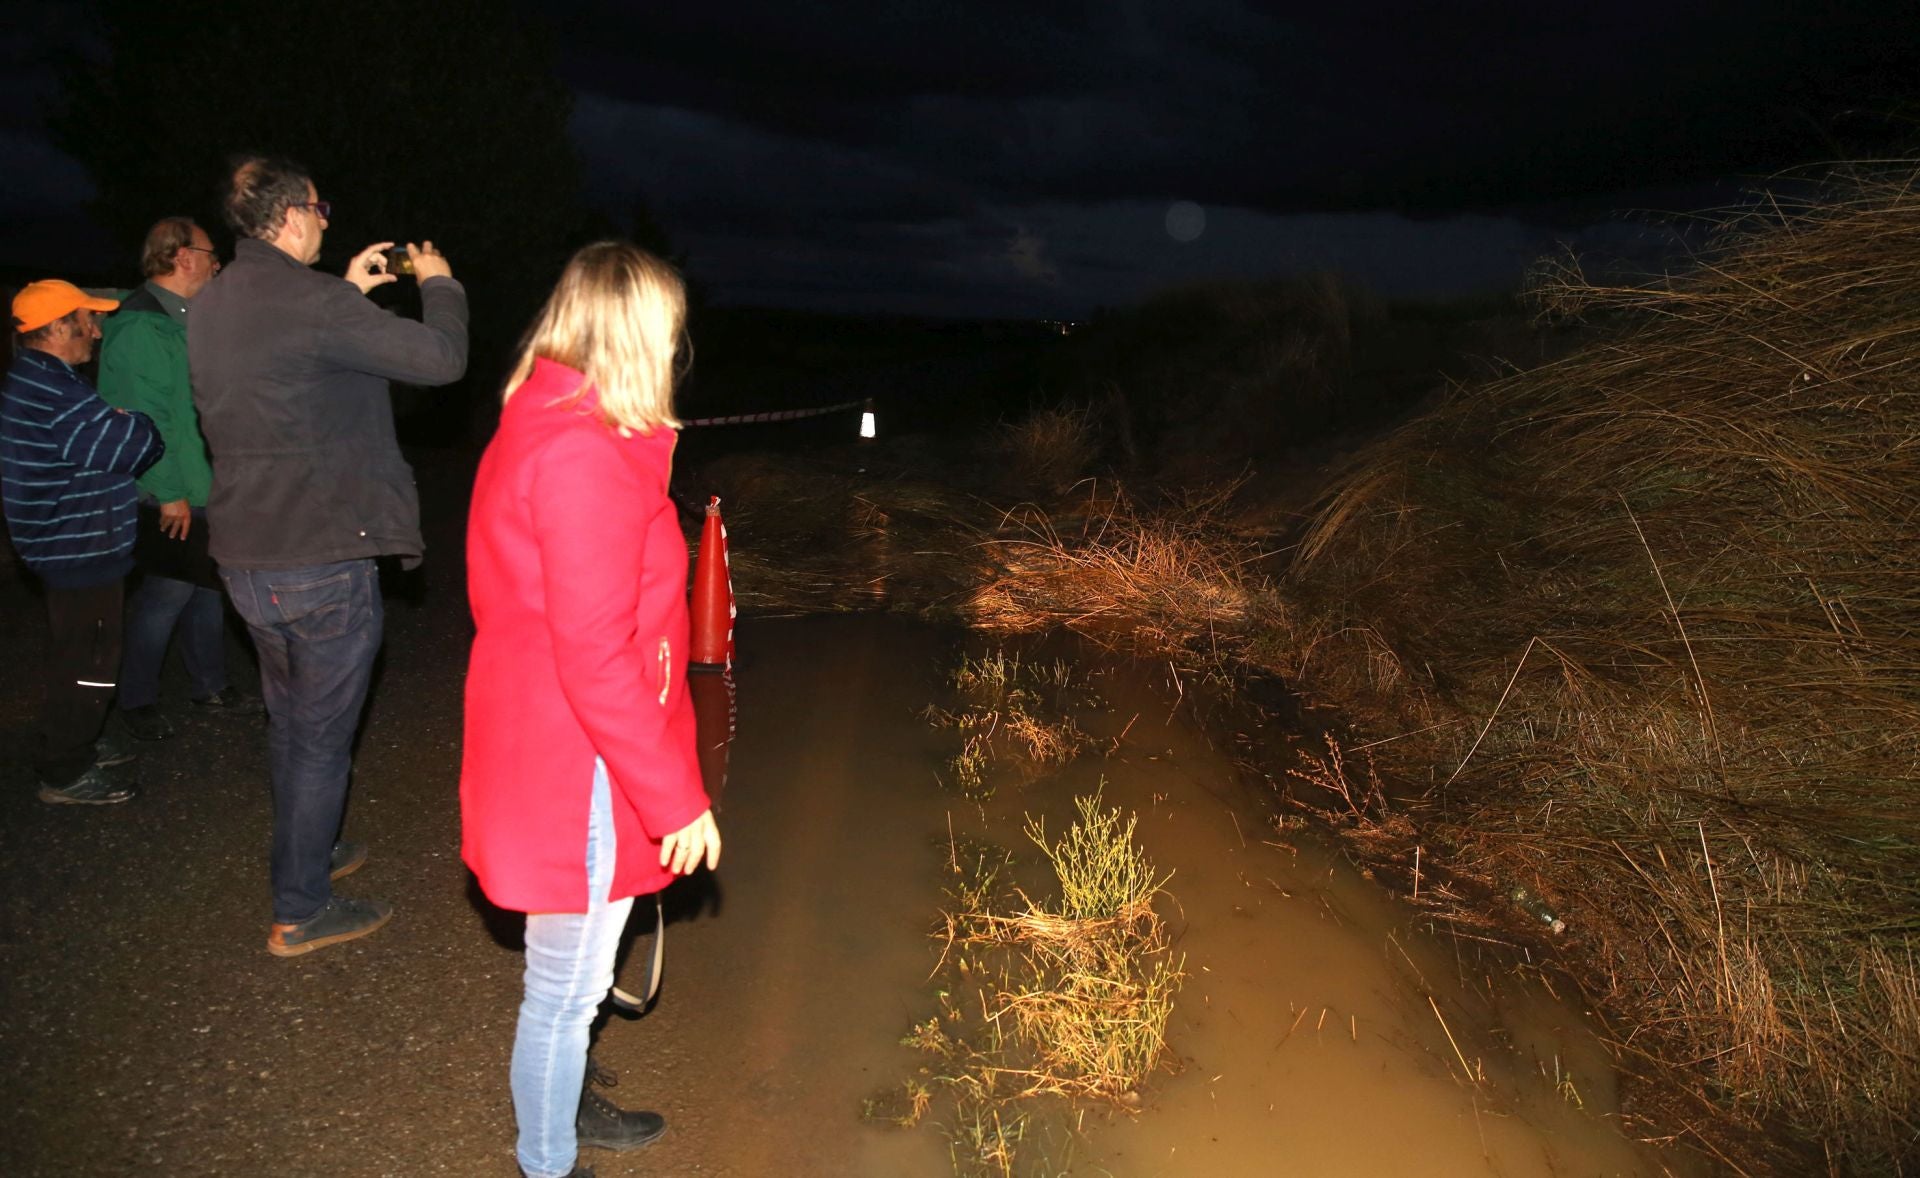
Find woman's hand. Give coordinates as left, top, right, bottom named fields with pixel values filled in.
left=660, top=808, right=721, bottom=876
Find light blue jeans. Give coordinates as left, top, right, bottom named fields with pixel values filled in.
left=511, top=758, right=634, bottom=1178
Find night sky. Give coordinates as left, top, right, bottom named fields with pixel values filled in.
left=5, top=1, right=1917, bottom=318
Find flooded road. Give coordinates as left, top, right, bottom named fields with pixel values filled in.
left=643, top=614, right=1703, bottom=1177
left=0, top=567, right=1706, bottom=1176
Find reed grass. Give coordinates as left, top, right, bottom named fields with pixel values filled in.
left=1026, top=793, right=1167, bottom=924
left=887, top=793, right=1184, bottom=1174
left=995, top=405, right=1101, bottom=496
left=964, top=482, right=1277, bottom=652
left=926, top=649, right=1095, bottom=797
left=1267, top=165, right=1920, bottom=1172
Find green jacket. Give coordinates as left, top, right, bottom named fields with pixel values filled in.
left=97, top=285, right=214, bottom=507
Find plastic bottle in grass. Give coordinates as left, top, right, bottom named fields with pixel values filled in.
left=1509, top=886, right=1567, bottom=934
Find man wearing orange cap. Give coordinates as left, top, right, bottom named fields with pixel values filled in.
left=3, top=280, right=165, bottom=804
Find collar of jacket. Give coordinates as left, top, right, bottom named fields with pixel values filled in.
left=140, top=280, right=191, bottom=322
left=232, top=236, right=309, bottom=271
left=514, top=358, right=678, bottom=450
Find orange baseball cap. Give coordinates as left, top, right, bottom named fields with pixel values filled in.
left=12, top=279, right=120, bottom=333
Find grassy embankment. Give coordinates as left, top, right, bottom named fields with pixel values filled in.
left=686, top=170, right=1920, bottom=1173
left=1264, top=176, right=1920, bottom=1174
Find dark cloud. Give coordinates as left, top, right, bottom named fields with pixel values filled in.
left=7, top=0, right=1916, bottom=312
left=545, top=0, right=1920, bottom=218
left=519, top=0, right=1920, bottom=313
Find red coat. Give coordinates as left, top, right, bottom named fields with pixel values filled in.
left=461, top=358, right=709, bottom=913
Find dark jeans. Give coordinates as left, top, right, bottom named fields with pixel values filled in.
left=36, top=579, right=124, bottom=785
left=221, top=560, right=383, bottom=923
left=120, top=573, right=228, bottom=710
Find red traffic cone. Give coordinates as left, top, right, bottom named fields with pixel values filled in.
left=688, top=669, right=736, bottom=807
left=689, top=496, right=735, bottom=670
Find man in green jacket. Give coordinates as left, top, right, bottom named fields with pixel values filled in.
left=98, top=216, right=260, bottom=741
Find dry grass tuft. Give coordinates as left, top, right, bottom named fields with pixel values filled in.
left=965, top=482, right=1278, bottom=652
left=686, top=449, right=1282, bottom=679
left=886, top=794, right=1184, bottom=1174
left=995, top=405, right=1101, bottom=497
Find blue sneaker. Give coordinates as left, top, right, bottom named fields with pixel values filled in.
left=329, top=840, right=368, bottom=880
left=38, top=766, right=139, bottom=806
left=266, top=896, right=393, bottom=957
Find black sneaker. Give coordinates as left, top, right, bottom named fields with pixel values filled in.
left=37, top=765, right=140, bottom=806
left=329, top=840, right=368, bottom=881
left=123, top=704, right=176, bottom=742
left=192, top=687, right=266, bottom=716
left=266, top=896, right=393, bottom=957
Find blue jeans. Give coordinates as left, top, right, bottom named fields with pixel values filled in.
left=512, top=758, right=633, bottom=1178
left=120, top=573, right=228, bottom=710
left=220, top=560, right=383, bottom=924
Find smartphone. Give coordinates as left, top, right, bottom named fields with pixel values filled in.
left=386, top=245, right=414, bottom=276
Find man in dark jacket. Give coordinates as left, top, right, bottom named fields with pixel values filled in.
left=98, top=216, right=263, bottom=741
left=189, top=155, right=467, bottom=957
left=3, top=280, right=164, bottom=805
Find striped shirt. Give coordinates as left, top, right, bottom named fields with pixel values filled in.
left=1, top=347, right=163, bottom=588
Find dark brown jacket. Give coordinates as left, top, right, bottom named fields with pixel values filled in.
left=188, top=238, right=467, bottom=570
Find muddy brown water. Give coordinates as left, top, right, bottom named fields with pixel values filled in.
left=0, top=574, right=1709, bottom=1175
left=649, top=614, right=1706, bottom=1177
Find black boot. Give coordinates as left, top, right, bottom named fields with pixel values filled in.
left=575, top=1057, right=666, bottom=1151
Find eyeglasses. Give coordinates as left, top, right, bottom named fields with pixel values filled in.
left=296, top=200, right=333, bottom=220
left=182, top=246, right=219, bottom=259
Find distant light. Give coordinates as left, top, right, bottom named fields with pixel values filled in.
left=1166, top=200, right=1206, bottom=243
left=860, top=404, right=876, bottom=439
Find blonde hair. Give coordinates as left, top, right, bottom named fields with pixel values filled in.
left=502, top=241, right=687, bottom=434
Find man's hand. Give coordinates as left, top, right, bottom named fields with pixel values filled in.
left=407, top=240, right=453, bottom=283
left=345, top=242, right=400, bottom=295
left=659, top=808, right=721, bottom=876
left=157, top=499, right=191, bottom=541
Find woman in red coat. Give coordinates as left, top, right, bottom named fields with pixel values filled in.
left=461, top=242, right=721, bottom=1178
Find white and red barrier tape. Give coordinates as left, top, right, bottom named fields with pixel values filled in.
left=681, top=399, right=865, bottom=428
